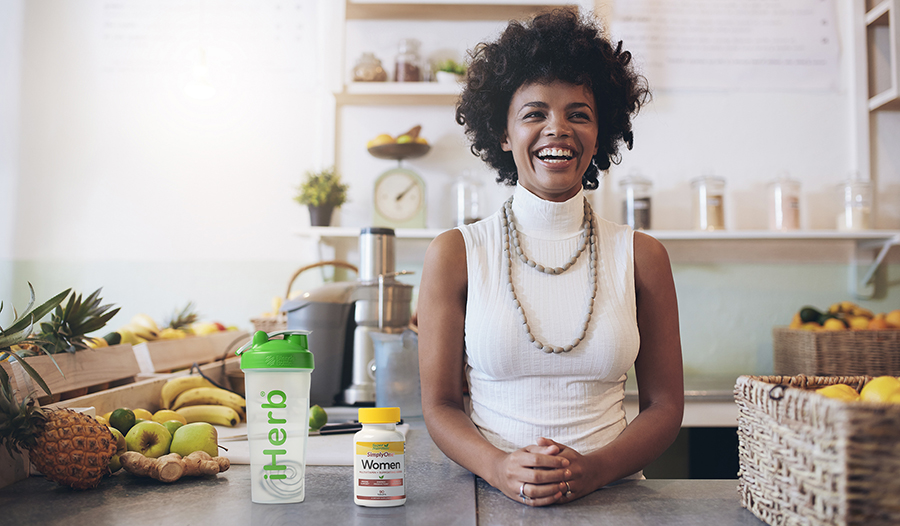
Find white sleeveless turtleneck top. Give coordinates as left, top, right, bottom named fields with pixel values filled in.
left=457, top=184, right=639, bottom=457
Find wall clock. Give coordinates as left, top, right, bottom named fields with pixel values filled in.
left=373, top=167, right=426, bottom=229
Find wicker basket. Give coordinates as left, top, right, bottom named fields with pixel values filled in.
left=735, top=374, right=900, bottom=526
left=250, top=260, right=357, bottom=333
left=773, top=327, right=900, bottom=377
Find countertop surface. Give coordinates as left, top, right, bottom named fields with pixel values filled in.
left=1, top=419, right=764, bottom=525
left=625, top=373, right=740, bottom=402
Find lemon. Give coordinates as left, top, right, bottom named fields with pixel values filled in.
left=817, top=384, right=860, bottom=402
left=109, top=408, right=136, bottom=435
left=822, top=318, right=847, bottom=331
left=95, top=415, right=109, bottom=425
left=309, top=404, right=328, bottom=431
left=800, top=322, right=820, bottom=331
left=366, top=133, right=395, bottom=148
left=152, top=409, right=188, bottom=426
left=860, top=376, right=900, bottom=403
left=395, top=134, right=413, bottom=144
left=886, top=310, right=900, bottom=328
left=132, top=408, right=153, bottom=421
left=847, top=316, right=870, bottom=330
left=789, top=312, right=803, bottom=329
left=869, top=314, right=890, bottom=330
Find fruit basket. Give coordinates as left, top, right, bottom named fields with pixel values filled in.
left=250, top=260, right=358, bottom=334
left=772, top=327, right=900, bottom=376
left=367, top=142, right=430, bottom=161
left=735, top=375, right=900, bottom=525
left=735, top=374, right=900, bottom=526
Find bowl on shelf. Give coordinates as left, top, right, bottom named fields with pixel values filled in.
left=367, top=142, right=430, bottom=161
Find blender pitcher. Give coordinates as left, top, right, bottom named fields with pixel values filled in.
left=237, top=330, right=315, bottom=504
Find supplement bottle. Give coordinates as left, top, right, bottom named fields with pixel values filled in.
left=354, top=407, right=406, bottom=507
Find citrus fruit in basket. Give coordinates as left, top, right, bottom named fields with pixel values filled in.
left=860, top=376, right=900, bottom=403
left=818, top=384, right=860, bottom=402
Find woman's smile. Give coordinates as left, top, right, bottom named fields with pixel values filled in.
left=501, top=80, right=599, bottom=202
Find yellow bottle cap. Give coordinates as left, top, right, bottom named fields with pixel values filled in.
left=358, top=407, right=400, bottom=424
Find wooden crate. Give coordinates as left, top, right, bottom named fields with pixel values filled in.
left=131, top=330, right=250, bottom=374
left=0, top=359, right=241, bottom=490
left=5, top=344, right=140, bottom=404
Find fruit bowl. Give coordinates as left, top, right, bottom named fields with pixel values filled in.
left=367, top=142, right=431, bottom=161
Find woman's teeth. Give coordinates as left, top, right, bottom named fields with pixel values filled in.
left=536, top=148, right=574, bottom=163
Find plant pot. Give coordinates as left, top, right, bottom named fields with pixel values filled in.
left=308, top=205, right=335, bottom=227
left=435, top=71, right=463, bottom=84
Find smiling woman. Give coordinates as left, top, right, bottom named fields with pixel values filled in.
left=417, top=9, right=683, bottom=508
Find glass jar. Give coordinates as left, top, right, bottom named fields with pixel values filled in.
left=767, top=175, right=800, bottom=231
left=394, top=38, right=422, bottom=82
left=691, top=175, right=726, bottom=231
left=836, top=178, right=872, bottom=231
left=619, top=174, right=652, bottom=230
left=452, top=171, right=482, bottom=226
left=352, top=52, right=387, bottom=82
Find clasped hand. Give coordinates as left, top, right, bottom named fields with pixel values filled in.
left=496, top=437, right=586, bottom=507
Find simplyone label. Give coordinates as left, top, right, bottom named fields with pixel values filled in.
left=354, top=441, right=405, bottom=501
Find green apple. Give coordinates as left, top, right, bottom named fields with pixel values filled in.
left=107, top=426, right=127, bottom=473
left=170, top=422, right=218, bottom=458
left=108, top=426, right=126, bottom=453
left=125, top=421, right=172, bottom=459
left=108, top=454, right=122, bottom=473
left=163, top=420, right=184, bottom=436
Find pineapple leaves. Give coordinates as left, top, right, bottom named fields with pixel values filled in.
left=1, top=285, right=70, bottom=338
left=37, top=288, right=120, bottom=355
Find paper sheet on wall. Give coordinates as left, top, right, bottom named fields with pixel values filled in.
left=95, top=0, right=321, bottom=93
left=609, top=0, right=840, bottom=91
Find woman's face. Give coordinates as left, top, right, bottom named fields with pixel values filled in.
left=501, top=80, right=598, bottom=202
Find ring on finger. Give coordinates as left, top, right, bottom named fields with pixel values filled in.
left=519, top=482, right=529, bottom=502
left=564, top=480, right=572, bottom=497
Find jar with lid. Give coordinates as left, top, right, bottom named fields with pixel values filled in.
left=352, top=52, right=387, bottom=82
left=767, top=174, right=800, bottom=231
left=691, top=175, right=726, bottom=231
left=836, top=177, right=872, bottom=231
left=452, top=171, right=482, bottom=226
left=618, top=174, right=652, bottom=230
left=394, top=38, right=422, bottom=82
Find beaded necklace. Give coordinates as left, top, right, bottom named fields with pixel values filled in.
left=500, top=195, right=598, bottom=354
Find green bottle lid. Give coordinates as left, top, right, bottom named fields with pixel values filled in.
left=237, top=330, right=314, bottom=370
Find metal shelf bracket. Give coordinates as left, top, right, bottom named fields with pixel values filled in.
left=850, top=235, right=900, bottom=299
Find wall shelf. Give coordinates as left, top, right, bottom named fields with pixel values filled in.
left=299, top=227, right=900, bottom=299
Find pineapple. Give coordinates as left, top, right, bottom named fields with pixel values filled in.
left=36, top=288, right=120, bottom=355
left=165, top=301, right=200, bottom=330
left=1, top=284, right=114, bottom=489
left=0, top=375, right=116, bottom=489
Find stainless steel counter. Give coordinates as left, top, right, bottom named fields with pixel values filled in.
left=1, top=420, right=765, bottom=525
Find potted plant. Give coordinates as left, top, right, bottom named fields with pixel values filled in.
left=295, top=167, right=349, bottom=227
left=434, top=59, right=466, bottom=84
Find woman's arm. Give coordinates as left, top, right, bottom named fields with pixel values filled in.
left=418, top=230, right=571, bottom=506
left=547, top=231, right=684, bottom=501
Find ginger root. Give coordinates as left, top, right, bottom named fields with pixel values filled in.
left=120, top=451, right=230, bottom=483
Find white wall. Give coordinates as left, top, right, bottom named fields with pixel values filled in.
left=0, top=0, right=24, bottom=302
left=2, top=1, right=900, bottom=375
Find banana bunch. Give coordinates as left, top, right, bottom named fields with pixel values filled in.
left=827, top=301, right=874, bottom=319
left=160, top=375, right=245, bottom=427
left=118, top=313, right=161, bottom=345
